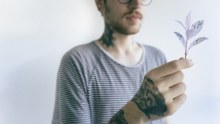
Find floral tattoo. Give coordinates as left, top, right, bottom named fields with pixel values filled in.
left=108, top=109, right=128, bottom=124
left=132, top=77, right=167, bottom=119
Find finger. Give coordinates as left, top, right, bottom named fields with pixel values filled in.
left=147, top=58, right=193, bottom=79
left=165, top=82, right=186, bottom=100
left=160, top=71, right=184, bottom=88
left=167, top=93, right=187, bottom=115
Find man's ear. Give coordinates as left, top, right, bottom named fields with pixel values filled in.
left=95, top=0, right=105, bottom=15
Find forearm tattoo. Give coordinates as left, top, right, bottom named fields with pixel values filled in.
left=108, top=109, right=128, bottom=124
left=132, top=77, right=167, bottom=119
left=101, top=23, right=114, bottom=46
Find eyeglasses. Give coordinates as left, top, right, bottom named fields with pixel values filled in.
left=117, top=0, right=152, bottom=6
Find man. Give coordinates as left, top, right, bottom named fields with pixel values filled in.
left=52, top=0, right=193, bottom=124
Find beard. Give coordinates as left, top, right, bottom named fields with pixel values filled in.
left=104, top=3, right=142, bottom=35
left=111, top=18, right=142, bottom=35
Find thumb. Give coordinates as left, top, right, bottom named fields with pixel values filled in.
left=178, top=58, right=194, bottom=69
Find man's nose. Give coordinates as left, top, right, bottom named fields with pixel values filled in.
left=128, top=0, right=142, bottom=9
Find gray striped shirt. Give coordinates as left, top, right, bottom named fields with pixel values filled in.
left=52, top=41, right=167, bottom=124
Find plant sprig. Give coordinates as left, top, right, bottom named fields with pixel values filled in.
left=174, top=12, right=208, bottom=59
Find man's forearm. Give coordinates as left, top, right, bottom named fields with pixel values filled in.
left=108, top=101, right=149, bottom=124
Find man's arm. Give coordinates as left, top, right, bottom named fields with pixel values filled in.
left=108, top=101, right=148, bottom=124
left=108, top=58, right=193, bottom=124
left=52, top=54, right=91, bottom=124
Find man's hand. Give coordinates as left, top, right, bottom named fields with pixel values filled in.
left=108, top=58, right=193, bottom=124
left=131, top=58, right=193, bottom=121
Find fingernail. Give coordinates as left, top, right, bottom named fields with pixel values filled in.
left=179, top=57, right=184, bottom=60
left=187, top=59, right=194, bottom=66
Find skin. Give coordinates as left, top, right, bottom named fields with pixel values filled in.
left=132, top=76, right=167, bottom=119
left=131, top=58, right=193, bottom=121
left=120, top=59, right=193, bottom=124
left=109, top=109, right=129, bottom=124
left=94, top=0, right=194, bottom=123
left=96, top=0, right=144, bottom=66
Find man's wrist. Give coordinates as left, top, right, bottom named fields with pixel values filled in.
left=132, top=77, right=167, bottom=119
left=123, top=101, right=149, bottom=124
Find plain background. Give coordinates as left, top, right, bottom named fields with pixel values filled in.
left=0, top=0, right=219, bottom=124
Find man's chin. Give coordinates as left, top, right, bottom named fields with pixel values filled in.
left=126, top=30, right=139, bottom=35
left=124, top=23, right=142, bottom=34
left=113, top=22, right=141, bottom=35
left=122, top=27, right=141, bottom=35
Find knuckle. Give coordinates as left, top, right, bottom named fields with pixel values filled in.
left=169, top=110, right=175, bottom=115
left=181, top=93, right=187, bottom=101
left=162, top=91, right=169, bottom=99
left=163, top=93, right=172, bottom=104
left=171, top=60, right=181, bottom=70
left=167, top=104, right=176, bottom=115
left=155, top=80, right=167, bottom=92
left=146, top=70, right=153, bottom=78
left=178, top=93, right=187, bottom=103
left=153, top=81, right=160, bottom=89
left=178, top=83, right=187, bottom=92
left=182, top=83, right=187, bottom=91
left=154, top=80, right=162, bottom=88
left=146, top=69, right=156, bottom=78
left=177, top=71, right=184, bottom=80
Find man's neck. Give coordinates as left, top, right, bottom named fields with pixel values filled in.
left=96, top=24, right=144, bottom=66
left=99, top=25, right=137, bottom=54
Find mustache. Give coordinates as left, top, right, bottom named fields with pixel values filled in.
left=124, top=10, right=143, bottom=19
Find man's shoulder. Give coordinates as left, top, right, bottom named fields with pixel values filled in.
left=64, top=41, right=99, bottom=59
left=141, top=43, right=167, bottom=65
left=61, top=41, right=100, bottom=71
left=142, top=44, right=165, bottom=57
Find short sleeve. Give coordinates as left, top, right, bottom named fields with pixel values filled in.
left=156, top=49, right=167, bottom=65
left=52, top=52, right=91, bottom=124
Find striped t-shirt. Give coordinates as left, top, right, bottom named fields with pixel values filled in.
left=52, top=41, right=167, bottom=124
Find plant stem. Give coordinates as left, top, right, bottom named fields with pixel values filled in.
left=185, top=39, right=188, bottom=59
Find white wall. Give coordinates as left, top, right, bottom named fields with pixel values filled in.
left=0, top=0, right=219, bottom=124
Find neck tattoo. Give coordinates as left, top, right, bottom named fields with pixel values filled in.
left=101, top=23, right=114, bottom=47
